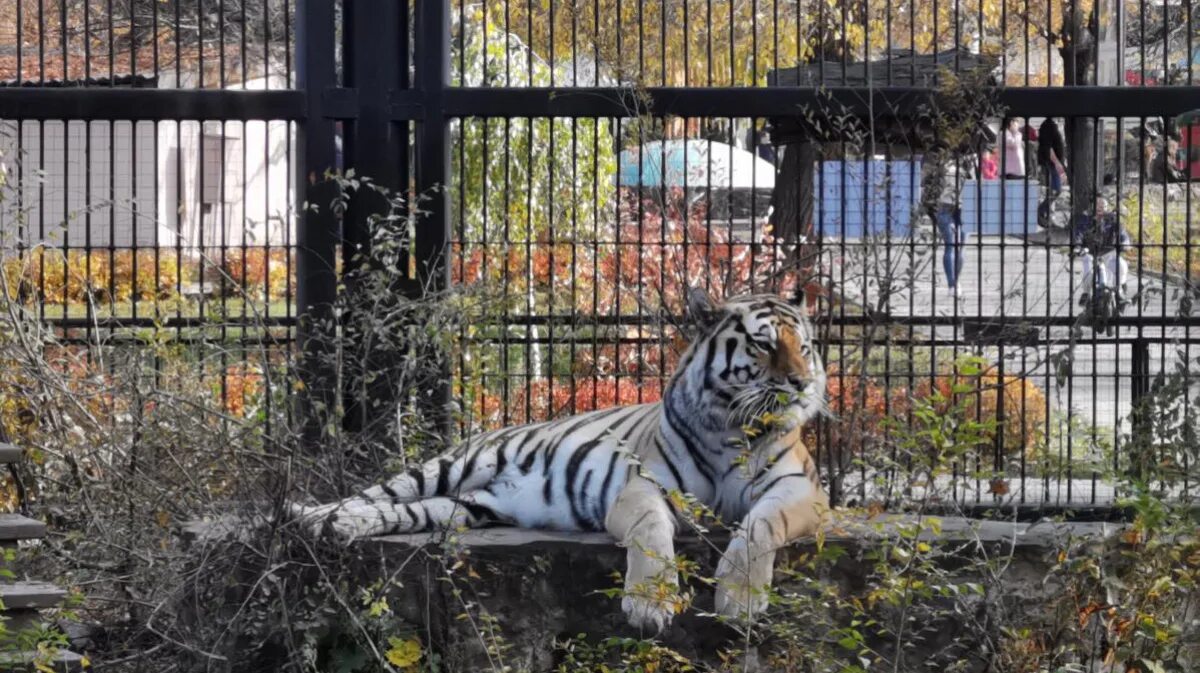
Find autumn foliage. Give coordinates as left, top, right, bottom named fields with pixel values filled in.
left=2, top=248, right=186, bottom=304
left=0, top=247, right=293, bottom=306
left=821, top=361, right=1048, bottom=460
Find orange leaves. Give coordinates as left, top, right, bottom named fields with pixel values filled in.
left=820, top=362, right=1049, bottom=458
left=215, top=248, right=293, bottom=302
left=1, top=247, right=294, bottom=306
left=913, top=366, right=1049, bottom=457
left=453, top=189, right=796, bottom=318
left=472, top=377, right=665, bottom=426
left=219, top=364, right=264, bottom=419
left=2, top=249, right=178, bottom=305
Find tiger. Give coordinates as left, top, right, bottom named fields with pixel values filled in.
left=293, top=290, right=829, bottom=632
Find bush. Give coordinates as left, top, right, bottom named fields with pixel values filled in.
left=213, top=247, right=293, bottom=302
left=1, top=248, right=192, bottom=304
left=822, top=358, right=1048, bottom=464
left=0, top=247, right=296, bottom=307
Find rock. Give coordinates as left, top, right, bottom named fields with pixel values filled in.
left=56, top=619, right=103, bottom=651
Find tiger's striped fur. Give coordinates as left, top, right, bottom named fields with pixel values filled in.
left=294, top=292, right=829, bottom=630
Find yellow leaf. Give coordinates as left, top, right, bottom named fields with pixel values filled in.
left=916, top=542, right=932, bottom=553
left=368, top=597, right=390, bottom=618
left=385, top=637, right=422, bottom=668
left=80, top=655, right=92, bottom=668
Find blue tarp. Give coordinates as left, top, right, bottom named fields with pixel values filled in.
left=817, top=161, right=917, bottom=237
left=817, top=160, right=1040, bottom=238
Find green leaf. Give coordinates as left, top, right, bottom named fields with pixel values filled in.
left=1138, top=660, right=1167, bottom=673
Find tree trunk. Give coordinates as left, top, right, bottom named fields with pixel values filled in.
left=1060, top=6, right=1099, bottom=221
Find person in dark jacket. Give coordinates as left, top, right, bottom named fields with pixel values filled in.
left=1023, top=124, right=1039, bottom=177
left=1149, top=136, right=1186, bottom=183
left=1037, top=118, right=1067, bottom=225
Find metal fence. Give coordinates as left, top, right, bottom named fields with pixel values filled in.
left=1, top=0, right=1198, bottom=513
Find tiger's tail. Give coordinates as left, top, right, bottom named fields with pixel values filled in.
left=290, top=439, right=502, bottom=534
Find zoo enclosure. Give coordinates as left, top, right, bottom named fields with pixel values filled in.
left=0, top=0, right=1199, bottom=512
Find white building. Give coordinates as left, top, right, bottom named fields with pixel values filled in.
left=0, top=74, right=295, bottom=253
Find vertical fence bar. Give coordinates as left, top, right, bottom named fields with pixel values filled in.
left=415, top=0, right=453, bottom=437
left=1130, top=337, right=1151, bottom=467
left=295, top=0, right=341, bottom=449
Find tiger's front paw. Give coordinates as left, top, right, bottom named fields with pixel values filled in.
left=620, top=558, right=680, bottom=634
left=714, top=536, right=770, bottom=620
left=621, top=593, right=674, bottom=634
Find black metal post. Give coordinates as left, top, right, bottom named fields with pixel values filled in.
left=295, top=0, right=341, bottom=450
left=414, top=0, right=453, bottom=438
left=341, top=0, right=409, bottom=434
left=415, top=0, right=451, bottom=290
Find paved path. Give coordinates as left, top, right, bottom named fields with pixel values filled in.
left=832, top=232, right=1194, bottom=468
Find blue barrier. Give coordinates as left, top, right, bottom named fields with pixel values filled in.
left=818, top=161, right=917, bottom=238
left=959, top=180, right=1041, bottom=235
left=817, top=160, right=1040, bottom=238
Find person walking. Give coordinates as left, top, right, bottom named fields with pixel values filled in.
left=1003, top=118, right=1026, bottom=179
left=1037, top=118, right=1067, bottom=226
left=921, top=150, right=975, bottom=301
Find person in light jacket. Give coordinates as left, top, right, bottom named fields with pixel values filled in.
left=921, top=150, right=976, bottom=301
left=1003, top=118, right=1025, bottom=179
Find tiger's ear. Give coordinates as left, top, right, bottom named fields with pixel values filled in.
left=686, top=287, right=721, bottom=331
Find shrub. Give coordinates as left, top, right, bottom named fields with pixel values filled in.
left=819, top=359, right=1048, bottom=468
left=916, top=364, right=1049, bottom=459
left=469, top=376, right=665, bottom=426
left=1, top=248, right=193, bottom=304
left=213, top=247, right=293, bottom=302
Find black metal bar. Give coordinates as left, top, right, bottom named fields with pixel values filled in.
left=1131, top=337, right=1151, bottom=412
left=295, top=0, right=341, bottom=449
left=0, top=89, right=307, bottom=121
left=365, top=86, right=1200, bottom=119
left=415, top=0, right=451, bottom=290
left=414, top=0, right=453, bottom=435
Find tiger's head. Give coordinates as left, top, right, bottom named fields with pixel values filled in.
left=671, top=290, right=827, bottom=437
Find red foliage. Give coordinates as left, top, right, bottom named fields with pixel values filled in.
left=471, top=377, right=666, bottom=427
left=814, top=365, right=1048, bottom=457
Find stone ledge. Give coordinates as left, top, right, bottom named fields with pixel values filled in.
left=178, top=513, right=1137, bottom=672
left=180, top=512, right=1127, bottom=551
left=352, top=515, right=1127, bottom=672
left=369, top=515, right=1126, bottom=552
